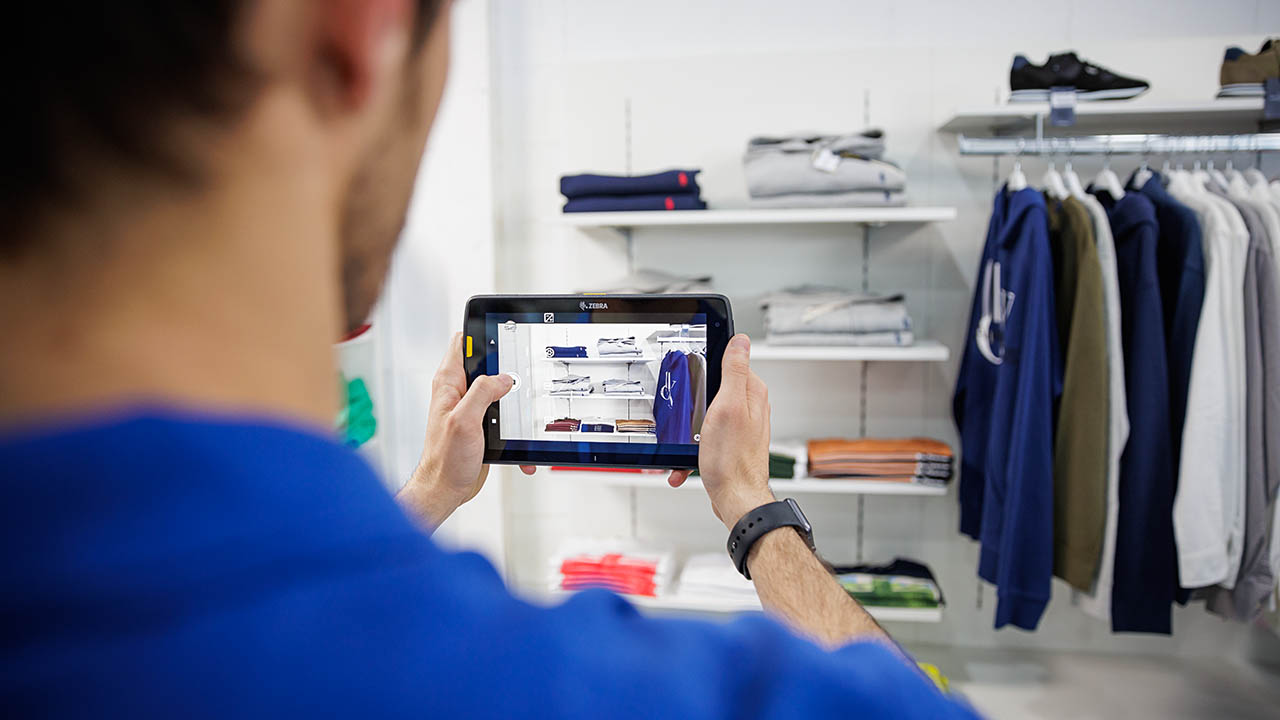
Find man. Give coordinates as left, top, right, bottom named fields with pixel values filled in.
left=1, top=1, right=976, bottom=716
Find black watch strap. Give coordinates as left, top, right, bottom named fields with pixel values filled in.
left=727, top=498, right=815, bottom=580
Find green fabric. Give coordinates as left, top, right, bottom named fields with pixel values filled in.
left=837, top=574, right=941, bottom=608
left=1045, top=194, right=1109, bottom=592
left=336, top=375, right=377, bottom=448
left=692, top=451, right=794, bottom=479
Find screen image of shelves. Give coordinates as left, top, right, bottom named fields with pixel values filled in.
left=498, top=321, right=706, bottom=445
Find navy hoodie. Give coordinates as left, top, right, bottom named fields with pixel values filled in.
left=954, top=187, right=1061, bottom=630
left=1093, top=189, right=1175, bottom=635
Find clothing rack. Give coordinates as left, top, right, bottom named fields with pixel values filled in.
left=957, top=132, right=1280, bottom=156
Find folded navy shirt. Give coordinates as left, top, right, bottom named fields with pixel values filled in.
left=564, top=193, right=707, bottom=213
left=546, top=346, right=588, bottom=358
left=560, top=169, right=701, bottom=198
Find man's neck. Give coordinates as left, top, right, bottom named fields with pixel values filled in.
left=0, top=163, right=345, bottom=432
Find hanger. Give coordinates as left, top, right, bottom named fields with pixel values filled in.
left=1208, top=156, right=1231, bottom=190
left=1093, top=145, right=1125, bottom=199
left=1062, top=142, right=1087, bottom=198
left=1041, top=143, right=1068, bottom=200
left=1240, top=137, right=1269, bottom=188
left=1133, top=138, right=1155, bottom=190
left=1007, top=139, right=1028, bottom=191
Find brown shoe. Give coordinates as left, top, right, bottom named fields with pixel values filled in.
left=1219, top=39, right=1280, bottom=97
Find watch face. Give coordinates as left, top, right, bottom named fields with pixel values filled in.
left=785, top=498, right=811, bottom=532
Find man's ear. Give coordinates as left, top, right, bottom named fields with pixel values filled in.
left=310, top=0, right=414, bottom=115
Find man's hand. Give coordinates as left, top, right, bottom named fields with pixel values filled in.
left=397, top=333, right=533, bottom=528
left=672, top=333, right=775, bottom=529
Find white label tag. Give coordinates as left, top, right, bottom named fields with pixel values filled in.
left=1049, top=86, right=1077, bottom=127
left=811, top=148, right=841, bottom=174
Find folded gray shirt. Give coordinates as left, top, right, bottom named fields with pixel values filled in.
left=744, top=130, right=906, bottom=198
left=746, top=130, right=885, bottom=160
left=762, top=288, right=912, bottom=336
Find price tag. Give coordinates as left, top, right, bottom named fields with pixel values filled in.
left=811, top=148, right=841, bottom=173
left=1265, top=77, right=1280, bottom=121
left=1049, top=86, right=1077, bottom=127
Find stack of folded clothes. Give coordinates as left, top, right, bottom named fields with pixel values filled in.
left=546, top=345, right=587, bottom=359
left=832, top=558, right=944, bottom=610
left=615, top=418, right=656, bottom=434
left=691, top=450, right=799, bottom=479
left=550, top=540, right=674, bottom=598
left=675, top=553, right=759, bottom=605
left=767, top=440, right=808, bottom=479
left=547, top=374, right=592, bottom=396
left=743, top=130, right=906, bottom=208
left=601, top=378, right=645, bottom=396
left=597, top=336, right=643, bottom=357
left=580, top=418, right=614, bottom=433
left=544, top=417, right=581, bottom=433
left=560, top=170, right=706, bottom=213
left=762, top=287, right=914, bottom=347
left=807, top=437, right=953, bottom=486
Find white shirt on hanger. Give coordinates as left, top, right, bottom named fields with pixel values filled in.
left=1166, top=171, right=1249, bottom=590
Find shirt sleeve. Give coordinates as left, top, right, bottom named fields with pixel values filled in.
left=360, top=544, right=981, bottom=720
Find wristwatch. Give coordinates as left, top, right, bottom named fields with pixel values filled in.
left=727, top=498, right=815, bottom=580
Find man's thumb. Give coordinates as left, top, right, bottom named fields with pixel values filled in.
left=455, top=373, right=515, bottom=419
left=721, top=334, right=752, bottom=389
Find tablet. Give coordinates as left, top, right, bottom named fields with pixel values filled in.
left=462, top=294, right=733, bottom=469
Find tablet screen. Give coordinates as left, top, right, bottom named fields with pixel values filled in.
left=463, top=295, right=732, bottom=469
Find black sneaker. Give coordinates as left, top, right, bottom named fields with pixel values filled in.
left=1009, top=52, right=1150, bottom=102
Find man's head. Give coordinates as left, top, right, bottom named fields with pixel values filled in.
left=5, top=0, right=452, bottom=334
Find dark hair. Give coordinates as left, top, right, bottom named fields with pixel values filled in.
left=2, top=1, right=443, bottom=256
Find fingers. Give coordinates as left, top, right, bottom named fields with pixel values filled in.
left=668, top=469, right=691, bottom=487
left=453, top=373, right=515, bottom=421
left=430, top=333, right=468, bottom=405
left=436, top=332, right=465, bottom=377
left=718, top=334, right=752, bottom=398
left=520, top=465, right=537, bottom=475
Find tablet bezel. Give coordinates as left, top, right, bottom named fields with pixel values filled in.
left=462, top=294, right=733, bottom=469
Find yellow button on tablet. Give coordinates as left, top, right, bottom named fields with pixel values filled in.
left=466, top=336, right=473, bottom=357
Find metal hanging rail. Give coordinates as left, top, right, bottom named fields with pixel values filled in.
left=957, top=132, right=1280, bottom=156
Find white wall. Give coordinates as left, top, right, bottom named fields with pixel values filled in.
left=486, top=0, right=1280, bottom=658
left=379, top=0, right=508, bottom=567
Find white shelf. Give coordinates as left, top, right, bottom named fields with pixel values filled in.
left=939, top=98, right=1266, bottom=135
left=546, top=589, right=941, bottom=622
left=562, top=207, right=957, bottom=228
left=544, top=394, right=656, bottom=401
left=546, top=470, right=948, bottom=497
left=543, top=356, right=656, bottom=364
left=543, top=430, right=656, bottom=439
left=751, top=340, right=949, bottom=362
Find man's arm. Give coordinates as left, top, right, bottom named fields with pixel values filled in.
left=395, top=333, right=519, bottom=529
left=679, top=334, right=895, bottom=649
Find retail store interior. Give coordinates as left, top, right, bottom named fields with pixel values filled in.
left=5, top=0, right=1253, bottom=716
left=329, top=2, right=1280, bottom=716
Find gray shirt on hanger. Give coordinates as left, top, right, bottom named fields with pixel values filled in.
left=1205, top=189, right=1280, bottom=621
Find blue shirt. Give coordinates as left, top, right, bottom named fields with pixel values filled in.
left=953, top=187, right=1061, bottom=631
left=0, top=411, right=978, bottom=718
left=655, top=351, right=693, bottom=443
left=1093, top=189, right=1176, bottom=635
left=1131, top=172, right=1205, bottom=490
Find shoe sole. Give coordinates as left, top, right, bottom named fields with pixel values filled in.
left=1009, top=86, right=1149, bottom=102
left=1216, top=83, right=1266, bottom=98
